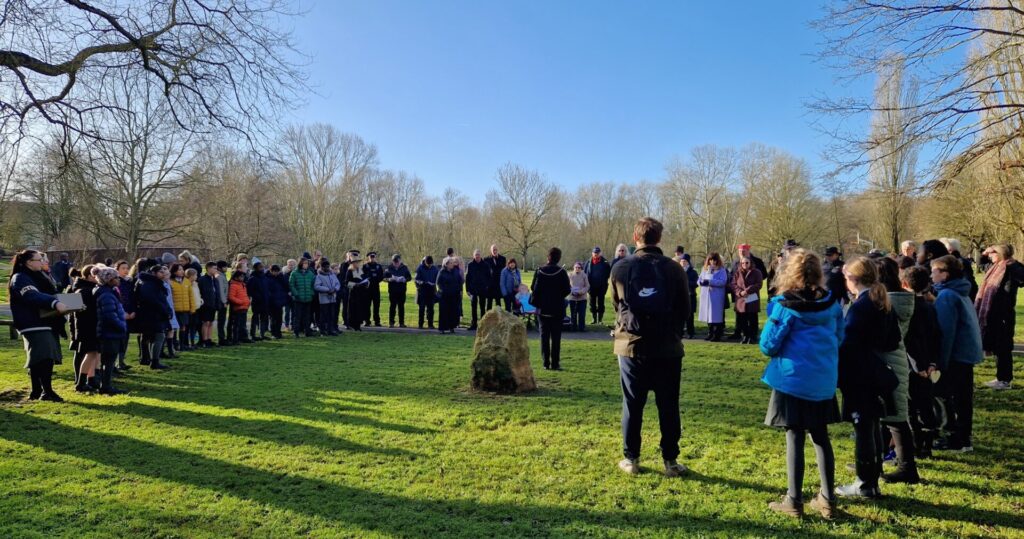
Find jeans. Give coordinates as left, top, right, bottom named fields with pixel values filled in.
left=569, top=299, right=587, bottom=331
left=618, top=355, right=682, bottom=460
left=540, top=315, right=563, bottom=368
left=147, top=332, right=166, bottom=364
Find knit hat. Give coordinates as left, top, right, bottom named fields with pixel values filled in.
left=96, top=267, right=119, bottom=283
left=161, top=252, right=177, bottom=264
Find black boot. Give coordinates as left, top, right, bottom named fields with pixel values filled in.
left=39, top=366, right=63, bottom=402
left=28, top=366, right=42, bottom=400
left=75, top=371, right=94, bottom=393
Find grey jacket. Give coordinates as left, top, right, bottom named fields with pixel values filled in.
left=216, top=273, right=229, bottom=305
left=313, top=270, right=341, bottom=304
left=881, top=291, right=915, bottom=423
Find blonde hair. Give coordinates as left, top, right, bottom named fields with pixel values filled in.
left=845, top=256, right=890, bottom=311
left=773, top=249, right=824, bottom=294
left=185, top=268, right=198, bottom=280
left=990, top=244, right=1012, bottom=260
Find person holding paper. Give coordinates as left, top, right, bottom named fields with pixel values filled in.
left=8, top=249, right=71, bottom=402
left=732, top=257, right=764, bottom=344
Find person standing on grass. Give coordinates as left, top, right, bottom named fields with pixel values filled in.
left=977, top=244, right=1024, bottom=391
left=731, top=257, right=763, bottom=344
left=136, top=263, right=173, bottom=368
left=9, top=249, right=71, bottom=402
left=314, top=258, right=342, bottom=336
left=94, top=267, right=129, bottom=395
left=499, top=258, right=522, bottom=313
left=384, top=254, right=411, bottom=328
left=197, top=262, right=222, bottom=348
left=51, top=252, right=72, bottom=291
left=530, top=247, right=571, bottom=369
left=363, top=252, right=385, bottom=327
left=610, top=217, right=690, bottom=477
left=759, top=248, right=843, bottom=519
left=247, top=261, right=270, bottom=341
left=900, top=266, right=942, bottom=459
left=728, top=244, right=767, bottom=340
left=267, top=264, right=289, bottom=339
left=484, top=245, right=507, bottom=312
left=283, top=258, right=297, bottom=331
left=437, top=257, right=463, bottom=334
left=288, top=257, right=316, bottom=338
left=679, top=255, right=698, bottom=339
left=415, top=256, right=439, bottom=329
left=345, top=254, right=371, bottom=332
left=610, top=244, right=629, bottom=269
left=584, top=247, right=612, bottom=324
left=697, top=253, right=728, bottom=341
left=466, top=250, right=491, bottom=329
left=186, top=268, right=203, bottom=347
left=836, top=257, right=901, bottom=499
left=930, top=255, right=984, bottom=452
left=567, top=261, right=589, bottom=332
left=70, top=265, right=101, bottom=392
left=169, top=264, right=194, bottom=353
left=215, top=261, right=230, bottom=345
left=115, top=260, right=135, bottom=372
left=227, top=270, right=251, bottom=345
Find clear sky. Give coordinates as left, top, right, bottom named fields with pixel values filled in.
left=290, top=1, right=872, bottom=201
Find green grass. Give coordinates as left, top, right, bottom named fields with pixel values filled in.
left=1, top=331, right=1022, bottom=537
left=0, top=261, right=9, bottom=303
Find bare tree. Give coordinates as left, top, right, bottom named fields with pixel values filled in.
left=485, top=163, right=560, bottom=266
left=743, top=149, right=827, bottom=252
left=866, top=57, right=920, bottom=253
left=663, top=145, right=740, bottom=258
left=0, top=0, right=307, bottom=147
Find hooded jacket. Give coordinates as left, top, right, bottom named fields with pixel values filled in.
left=134, top=272, right=173, bottom=334
left=313, top=269, right=341, bottom=304
left=838, top=290, right=901, bottom=420
left=934, top=277, right=984, bottom=369
left=95, top=284, right=127, bottom=339
left=267, top=272, right=290, bottom=309
left=881, top=291, right=915, bottom=423
left=760, top=287, right=844, bottom=402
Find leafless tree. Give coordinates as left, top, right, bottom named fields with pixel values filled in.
left=485, top=163, right=560, bottom=265
left=0, top=0, right=307, bottom=147
left=663, top=145, right=740, bottom=258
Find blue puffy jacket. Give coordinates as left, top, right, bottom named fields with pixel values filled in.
left=760, top=288, right=845, bottom=402
left=934, top=277, right=984, bottom=369
left=500, top=267, right=521, bottom=297
left=95, top=284, right=127, bottom=339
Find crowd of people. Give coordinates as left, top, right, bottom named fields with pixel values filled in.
left=6, top=222, right=1023, bottom=519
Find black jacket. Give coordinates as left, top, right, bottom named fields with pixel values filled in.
left=980, top=260, right=1024, bottom=350
left=485, top=255, right=507, bottom=297
left=905, top=295, right=941, bottom=371
left=838, top=291, right=901, bottom=420
left=583, top=256, right=612, bottom=293
left=247, top=269, right=269, bottom=311
left=530, top=263, right=571, bottom=318
left=134, top=272, right=174, bottom=334
left=267, top=272, right=290, bottom=309
left=437, top=267, right=463, bottom=299
left=197, top=274, right=223, bottom=311
left=363, top=262, right=385, bottom=286
left=384, top=263, right=412, bottom=296
left=465, top=259, right=491, bottom=296
left=69, top=279, right=98, bottom=347
left=822, top=258, right=847, bottom=305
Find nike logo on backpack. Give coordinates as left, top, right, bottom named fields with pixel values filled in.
left=638, top=288, right=657, bottom=297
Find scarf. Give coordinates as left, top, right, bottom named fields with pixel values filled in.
left=591, top=254, right=601, bottom=265
left=975, top=259, right=1008, bottom=335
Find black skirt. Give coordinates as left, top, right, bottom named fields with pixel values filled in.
left=765, top=389, right=840, bottom=429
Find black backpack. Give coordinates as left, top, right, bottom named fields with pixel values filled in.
left=620, top=256, right=676, bottom=338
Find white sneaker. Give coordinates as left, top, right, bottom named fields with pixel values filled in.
left=985, top=379, right=1012, bottom=390
left=618, top=458, right=640, bottom=475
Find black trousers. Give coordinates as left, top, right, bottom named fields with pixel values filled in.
left=418, top=303, right=435, bottom=327
left=736, top=311, right=759, bottom=340
left=852, top=414, right=883, bottom=489
left=503, top=294, right=514, bottom=312
left=228, top=310, right=247, bottom=343
left=618, top=355, right=682, bottom=460
left=367, top=286, right=381, bottom=325
left=484, top=295, right=495, bottom=312
left=292, top=301, right=312, bottom=336
left=28, top=360, right=56, bottom=397
left=216, top=306, right=227, bottom=343
left=269, top=306, right=283, bottom=337
left=319, top=302, right=337, bottom=334
left=99, top=339, right=120, bottom=390
left=250, top=309, right=268, bottom=338
left=539, top=315, right=563, bottom=368
left=683, top=294, right=697, bottom=336
left=389, top=293, right=405, bottom=326
left=471, top=294, right=486, bottom=326
left=589, top=289, right=606, bottom=319
left=937, top=361, right=974, bottom=445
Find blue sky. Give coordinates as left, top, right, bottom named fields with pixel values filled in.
left=291, top=1, right=872, bottom=201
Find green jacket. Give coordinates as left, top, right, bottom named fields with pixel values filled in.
left=289, top=268, right=316, bottom=303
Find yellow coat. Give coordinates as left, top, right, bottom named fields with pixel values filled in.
left=170, top=278, right=195, bottom=313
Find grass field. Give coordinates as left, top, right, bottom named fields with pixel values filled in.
left=0, top=329, right=1022, bottom=538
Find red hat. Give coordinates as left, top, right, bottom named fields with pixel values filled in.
left=737, top=243, right=751, bottom=250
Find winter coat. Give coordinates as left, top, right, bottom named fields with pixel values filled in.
left=568, top=271, right=589, bottom=301
left=684, top=266, right=698, bottom=297
left=881, top=291, right=915, bottom=423
left=500, top=267, right=522, bottom=297
left=197, top=274, right=223, bottom=311
left=8, top=270, right=63, bottom=334
left=118, top=276, right=136, bottom=314
left=51, top=260, right=72, bottom=290
left=70, top=279, right=99, bottom=351
left=485, top=255, right=507, bottom=298
left=288, top=268, right=316, bottom=303
left=697, top=267, right=728, bottom=323
left=313, top=270, right=342, bottom=304
left=191, top=280, right=203, bottom=310
left=609, top=246, right=691, bottom=359
left=437, top=267, right=463, bottom=299
left=977, top=260, right=1024, bottom=353
left=267, top=273, right=290, bottom=309
left=584, top=256, right=612, bottom=293
left=384, top=263, right=412, bottom=297
left=905, top=295, right=941, bottom=372
left=134, top=272, right=174, bottom=334
left=247, top=269, right=270, bottom=312
left=164, top=281, right=179, bottom=330
left=838, top=290, right=901, bottom=420
left=363, top=262, right=385, bottom=286
left=934, top=277, right=984, bottom=369
left=760, top=287, right=844, bottom=402
left=94, top=284, right=127, bottom=340
left=530, top=263, right=571, bottom=318
left=822, top=259, right=847, bottom=305
left=466, top=259, right=491, bottom=297
left=228, top=279, right=251, bottom=312
left=170, top=278, right=195, bottom=313
left=415, top=263, right=439, bottom=305
left=732, top=267, right=763, bottom=314
left=216, top=273, right=229, bottom=305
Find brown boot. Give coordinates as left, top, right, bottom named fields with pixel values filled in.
left=768, top=495, right=803, bottom=518
left=809, top=491, right=837, bottom=520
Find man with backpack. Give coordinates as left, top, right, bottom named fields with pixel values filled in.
left=610, top=217, right=691, bottom=477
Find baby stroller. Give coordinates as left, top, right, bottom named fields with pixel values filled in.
left=514, top=286, right=537, bottom=330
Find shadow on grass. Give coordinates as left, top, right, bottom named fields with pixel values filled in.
left=72, top=400, right=421, bottom=458
left=0, top=409, right=844, bottom=538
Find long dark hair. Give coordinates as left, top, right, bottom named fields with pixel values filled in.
left=9, top=250, right=40, bottom=290
left=873, top=256, right=902, bottom=293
